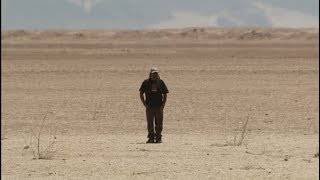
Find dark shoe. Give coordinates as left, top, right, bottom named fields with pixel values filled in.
left=146, top=138, right=155, bottom=143
left=155, top=138, right=162, bottom=143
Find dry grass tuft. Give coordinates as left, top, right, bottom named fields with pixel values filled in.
left=212, top=107, right=252, bottom=147
left=23, top=110, right=58, bottom=160
left=227, top=106, right=252, bottom=146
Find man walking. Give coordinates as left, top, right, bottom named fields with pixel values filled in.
left=139, top=67, right=169, bottom=143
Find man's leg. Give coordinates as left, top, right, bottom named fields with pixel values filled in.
left=146, top=108, right=155, bottom=143
left=154, top=108, right=163, bottom=143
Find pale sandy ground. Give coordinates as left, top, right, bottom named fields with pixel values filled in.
left=1, top=28, right=319, bottom=179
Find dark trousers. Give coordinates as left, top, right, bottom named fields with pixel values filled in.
left=146, top=107, right=163, bottom=139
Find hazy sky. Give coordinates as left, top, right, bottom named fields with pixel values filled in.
left=2, top=0, right=319, bottom=29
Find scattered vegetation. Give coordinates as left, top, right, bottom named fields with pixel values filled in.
left=227, top=106, right=252, bottom=146
left=23, top=110, right=58, bottom=160
left=212, top=106, right=252, bottom=147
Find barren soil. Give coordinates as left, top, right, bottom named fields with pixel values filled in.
left=1, top=28, right=319, bottom=179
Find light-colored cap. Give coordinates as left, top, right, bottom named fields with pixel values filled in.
left=150, top=67, right=159, bottom=74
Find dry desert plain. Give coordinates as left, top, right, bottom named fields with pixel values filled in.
left=1, top=28, right=319, bottom=179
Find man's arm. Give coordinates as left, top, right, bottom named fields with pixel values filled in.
left=140, top=91, right=148, bottom=108
left=161, top=94, right=167, bottom=110
left=160, top=80, right=168, bottom=110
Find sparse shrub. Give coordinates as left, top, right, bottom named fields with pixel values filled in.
left=23, top=110, right=58, bottom=160
left=227, top=107, right=252, bottom=146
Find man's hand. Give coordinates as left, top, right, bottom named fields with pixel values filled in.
left=144, top=103, right=149, bottom=109
left=140, top=92, right=149, bottom=109
left=160, top=94, right=167, bottom=111
left=160, top=104, right=165, bottom=111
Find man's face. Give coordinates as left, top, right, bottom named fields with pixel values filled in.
left=150, top=72, right=158, bottom=80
